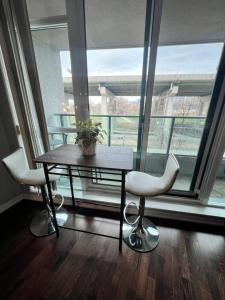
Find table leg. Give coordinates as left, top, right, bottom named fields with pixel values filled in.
left=43, top=163, right=59, bottom=237
left=68, top=165, right=75, bottom=208
left=119, top=170, right=126, bottom=251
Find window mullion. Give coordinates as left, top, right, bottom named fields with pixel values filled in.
left=66, top=0, right=89, bottom=123
left=140, top=0, right=163, bottom=171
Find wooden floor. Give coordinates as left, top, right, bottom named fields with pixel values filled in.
left=0, top=200, right=225, bottom=300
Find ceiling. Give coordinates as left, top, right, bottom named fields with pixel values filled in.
left=27, top=0, right=225, bottom=50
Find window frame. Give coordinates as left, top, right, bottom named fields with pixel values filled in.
left=10, top=0, right=225, bottom=205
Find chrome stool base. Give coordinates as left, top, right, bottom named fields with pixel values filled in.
left=30, top=210, right=55, bottom=237
left=123, top=216, right=159, bottom=252
left=30, top=206, right=68, bottom=237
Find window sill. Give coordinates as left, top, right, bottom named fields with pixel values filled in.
left=26, top=188, right=225, bottom=226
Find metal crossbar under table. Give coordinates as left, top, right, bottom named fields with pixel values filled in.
left=34, top=145, right=133, bottom=251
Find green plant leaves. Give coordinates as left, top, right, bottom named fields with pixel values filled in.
left=75, top=118, right=107, bottom=146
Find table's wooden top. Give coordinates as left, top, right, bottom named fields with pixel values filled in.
left=34, top=145, right=133, bottom=171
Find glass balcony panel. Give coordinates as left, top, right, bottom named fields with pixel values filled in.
left=147, top=117, right=172, bottom=154
left=170, top=118, right=206, bottom=156
left=91, top=116, right=109, bottom=146
left=110, top=116, right=139, bottom=151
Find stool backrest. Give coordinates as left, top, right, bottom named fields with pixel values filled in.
left=161, top=153, right=180, bottom=191
left=2, top=148, right=29, bottom=183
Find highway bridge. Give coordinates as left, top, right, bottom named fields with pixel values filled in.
left=63, top=74, right=215, bottom=97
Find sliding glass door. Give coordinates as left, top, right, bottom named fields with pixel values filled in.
left=26, top=0, right=76, bottom=148
left=142, top=0, right=224, bottom=194
left=84, top=0, right=147, bottom=159
left=25, top=0, right=84, bottom=192
left=22, top=0, right=225, bottom=201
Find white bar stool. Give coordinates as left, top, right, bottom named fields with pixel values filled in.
left=123, top=153, right=180, bottom=252
left=2, top=148, right=68, bottom=237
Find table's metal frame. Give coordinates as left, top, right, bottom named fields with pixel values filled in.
left=43, top=163, right=126, bottom=251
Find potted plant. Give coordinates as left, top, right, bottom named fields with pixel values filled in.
left=75, top=118, right=107, bottom=156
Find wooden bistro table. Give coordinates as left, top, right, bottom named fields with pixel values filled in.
left=34, top=144, right=133, bottom=251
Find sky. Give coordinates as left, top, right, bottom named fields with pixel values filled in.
left=60, top=43, right=223, bottom=77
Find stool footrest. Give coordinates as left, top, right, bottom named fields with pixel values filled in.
left=123, top=202, right=140, bottom=225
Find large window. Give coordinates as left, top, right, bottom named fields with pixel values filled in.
left=85, top=0, right=147, bottom=152
left=26, top=0, right=76, bottom=148
left=26, top=0, right=82, bottom=190
left=143, top=0, right=224, bottom=193
left=24, top=0, right=225, bottom=202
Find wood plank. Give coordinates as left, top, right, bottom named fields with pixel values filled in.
left=0, top=200, right=225, bottom=300
left=34, top=144, right=133, bottom=171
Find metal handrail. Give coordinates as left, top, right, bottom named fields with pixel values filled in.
left=54, top=113, right=206, bottom=120
left=51, top=113, right=206, bottom=155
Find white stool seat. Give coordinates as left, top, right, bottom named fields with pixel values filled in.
left=2, top=148, right=66, bottom=237
left=2, top=148, right=59, bottom=186
left=123, top=153, right=180, bottom=252
left=18, top=168, right=59, bottom=186
left=126, top=171, right=167, bottom=196
left=126, top=153, right=180, bottom=197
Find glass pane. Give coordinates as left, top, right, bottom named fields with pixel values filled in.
left=210, top=151, right=225, bottom=206
left=147, top=117, right=172, bottom=154
left=25, top=0, right=76, bottom=146
left=32, top=28, right=75, bottom=146
left=85, top=0, right=147, bottom=151
left=170, top=118, right=206, bottom=156
left=84, top=0, right=147, bottom=188
left=26, top=1, right=79, bottom=192
left=145, top=0, right=224, bottom=192
left=110, top=116, right=139, bottom=151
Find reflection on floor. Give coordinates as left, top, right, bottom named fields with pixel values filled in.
left=57, top=173, right=225, bottom=206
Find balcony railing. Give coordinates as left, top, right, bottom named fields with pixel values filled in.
left=50, top=114, right=206, bottom=156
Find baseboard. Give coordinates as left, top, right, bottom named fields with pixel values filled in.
left=23, top=192, right=225, bottom=227
left=0, top=194, right=23, bottom=214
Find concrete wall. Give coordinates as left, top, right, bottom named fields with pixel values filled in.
left=0, top=76, right=22, bottom=206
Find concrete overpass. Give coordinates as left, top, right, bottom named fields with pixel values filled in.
left=63, top=74, right=216, bottom=97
